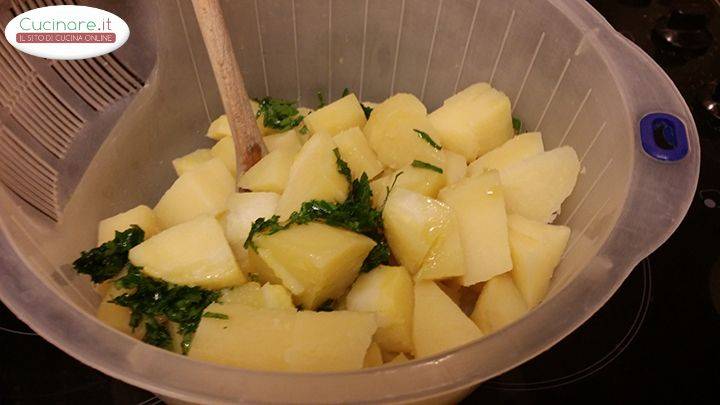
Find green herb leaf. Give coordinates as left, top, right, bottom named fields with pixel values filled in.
left=361, top=240, right=391, bottom=273
left=202, top=312, right=229, bottom=320
left=248, top=273, right=260, bottom=282
left=342, top=88, right=350, bottom=97
left=244, top=152, right=392, bottom=273
left=111, top=266, right=221, bottom=354
left=333, top=147, right=353, bottom=184
left=257, top=97, right=304, bottom=131
left=142, top=317, right=172, bottom=349
left=298, top=125, right=309, bottom=135
left=72, top=225, right=145, bottom=283
left=362, top=104, right=373, bottom=119
left=512, top=117, right=523, bottom=134
left=411, top=160, right=444, bottom=174
left=413, top=129, right=442, bottom=150
left=316, top=92, right=326, bottom=109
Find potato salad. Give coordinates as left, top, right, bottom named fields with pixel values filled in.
left=72, top=83, right=580, bottom=372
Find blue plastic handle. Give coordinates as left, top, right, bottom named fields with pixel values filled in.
left=639, top=113, right=689, bottom=162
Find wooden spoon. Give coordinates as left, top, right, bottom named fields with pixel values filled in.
left=191, top=0, right=265, bottom=183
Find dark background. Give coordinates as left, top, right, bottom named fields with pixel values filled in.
left=2, top=0, right=719, bottom=404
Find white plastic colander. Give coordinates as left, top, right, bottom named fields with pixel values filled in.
left=0, top=0, right=699, bottom=403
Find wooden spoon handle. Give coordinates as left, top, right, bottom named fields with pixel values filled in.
left=191, top=0, right=265, bottom=177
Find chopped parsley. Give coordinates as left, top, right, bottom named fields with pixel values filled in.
left=111, top=266, right=221, bottom=354
left=512, top=116, right=523, bottom=134
left=256, top=97, right=304, bottom=131
left=244, top=151, right=392, bottom=273
left=342, top=88, right=350, bottom=97
left=413, top=129, right=442, bottom=150
left=362, top=103, right=373, bottom=119
left=411, top=160, right=444, bottom=174
left=298, top=125, right=309, bottom=135
left=316, top=92, right=326, bottom=109
left=72, top=225, right=145, bottom=283
left=202, top=312, right=229, bottom=320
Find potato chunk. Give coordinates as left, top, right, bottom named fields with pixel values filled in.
left=470, top=273, right=528, bottom=334
left=499, top=146, right=580, bottom=223
left=438, top=171, right=512, bottom=285
left=210, top=136, right=237, bottom=176
left=190, top=304, right=376, bottom=372
left=220, top=281, right=295, bottom=310
left=248, top=222, right=376, bottom=309
left=413, top=281, right=482, bottom=358
left=129, top=215, right=245, bottom=289
left=333, top=127, right=383, bottom=179
left=172, top=148, right=213, bottom=176
left=275, top=132, right=349, bottom=220
left=383, top=188, right=451, bottom=274
left=429, top=84, right=513, bottom=161
left=263, top=129, right=302, bottom=152
left=206, top=114, right=231, bottom=140
left=97, top=205, right=160, bottom=245
left=415, top=213, right=465, bottom=281
left=443, top=150, right=468, bottom=185
left=154, top=158, right=235, bottom=228
left=364, top=93, right=444, bottom=170
left=363, top=342, right=384, bottom=368
left=303, top=93, right=367, bottom=135
left=468, top=132, right=544, bottom=175
left=238, top=148, right=297, bottom=194
left=507, top=214, right=570, bottom=308
left=221, top=192, right=279, bottom=267
left=346, top=265, right=414, bottom=353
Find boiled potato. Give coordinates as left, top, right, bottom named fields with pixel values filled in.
left=211, top=136, right=237, bottom=176
left=220, top=281, right=295, bottom=310
left=415, top=213, right=465, bottom=281
left=429, top=83, right=513, bottom=162
left=468, top=132, right=544, bottom=175
left=206, top=114, right=231, bottom=140
left=438, top=171, right=512, bottom=285
left=264, top=129, right=302, bottom=152
left=275, top=132, right=349, bottom=220
left=386, top=353, right=410, bottom=365
left=508, top=214, right=570, bottom=308
left=346, top=265, right=414, bottom=353
left=238, top=148, right=297, bottom=194
left=154, top=158, right=235, bottom=228
left=172, top=148, right=213, bottom=176
left=333, top=127, right=383, bottom=179
left=97, top=205, right=160, bottom=245
left=396, top=164, right=447, bottom=198
left=96, top=281, right=143, bottom=338
left=190, top=304, right=376, bottom=372
left=470, top=273, right=528, bottom=334
left=364, top=93, right=445, bottom=170
left=249, top=222, right=376, bottom=309
left=500, top=146, right=580, bottom=223
left=443, top=82, right=491, bottom=106
left=221, top=192, right=279, bottom=266
left=129, top=215, right=245, bottom=289
left=442, top=150, right=468, bottom=185
left=364, top=341, right=384, bottom=368
left=304, top=93, right=367, bottom=136
left=383, top=188, right=451, bottom=273
left=413, top=281, right=482, bottom=358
